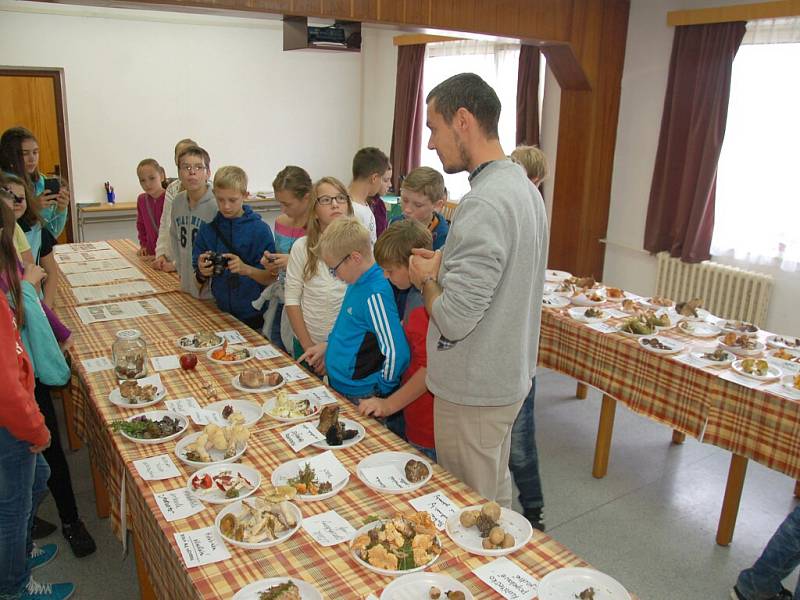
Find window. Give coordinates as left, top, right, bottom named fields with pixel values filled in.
left=712, top=25, right=800, bottom=271
left=419, top=40, right=520, bottom=200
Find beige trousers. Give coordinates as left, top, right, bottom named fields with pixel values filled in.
left=433, top=395, right=524, bottom=508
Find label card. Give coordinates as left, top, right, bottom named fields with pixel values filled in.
left=360, top=464, right=410, bottom=490
left=82, top=356, right=115, bottom=373
left=252, top=344, right=282, bottom=360
left=305, top=451, right=350, bottom=486
left=301, top=510, right=356, bottom=547
left=765, top=381, right=800, bottom=401
left=720, top=370, right=767, bottom=390
left=587, top=322, right=617, bottom=334
left=133, top=454, right=182, bottom=481
left=215, top=330, right=247, bottom=344
left=605, top=308, right=630, bottom=318
left=165, top=397, right=202, bottom=413
left=281, top=422, right=326, bottom=452
left=276, top=365, right=309, bottom=382
left=165, top=397, right=226, bottom=426
left=174, top=527, right=231, bottom=568
left=154, top=489, right=205, bottom=522
left=473, top=557, right=538, bottom=600
left=151, top=355, right=181, bottom=371
left=298, top=385, right=338, bottom=406
left=409, top=491, right=458, bottom=530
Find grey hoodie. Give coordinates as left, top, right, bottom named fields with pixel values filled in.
left=425, top=159, right=548, bottom=406
left=169, top=184, right=217, bottom=299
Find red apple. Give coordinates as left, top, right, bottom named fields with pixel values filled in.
left=180, top=353, right=198, bottom=370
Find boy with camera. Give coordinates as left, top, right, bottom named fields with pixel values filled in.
left=193, top=166, right=276, bottom=331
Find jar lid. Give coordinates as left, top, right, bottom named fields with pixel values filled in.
left=116, top=329, right=142, bottom=341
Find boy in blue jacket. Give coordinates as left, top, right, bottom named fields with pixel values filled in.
left=193, top=166, right=276, bottom=332
left=300, top=216, right=409, bottom=403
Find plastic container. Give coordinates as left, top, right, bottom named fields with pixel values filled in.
left=112, top=329, right=148, bottom=380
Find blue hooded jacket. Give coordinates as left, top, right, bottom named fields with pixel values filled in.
left=192, top=205, right=275, bottom=321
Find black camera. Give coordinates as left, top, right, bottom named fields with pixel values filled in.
left=205, top=252, right=229, bottom=276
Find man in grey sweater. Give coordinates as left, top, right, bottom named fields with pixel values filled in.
left=409, top=73, right=548, bottom=507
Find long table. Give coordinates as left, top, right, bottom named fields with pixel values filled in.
left=57, top=240, right=606, bottom=599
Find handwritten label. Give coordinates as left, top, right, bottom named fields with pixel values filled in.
left=151, top=355, right=181, bottom=371
left=605, top=308, right=630, bottom=318
left=252, top=344, right=282, bottom=360
left=276, top=452, right=349, bottom=490
left=165, top=398, right=227, bottom=426
left=360, top=464, right=410, bottom=490
left=154, top=489, right=205, bottom=522
left=473, top=557, right=538, bottom=600
left=586, top=322, right=617, bottom=334
left=301, top=510, right=356, bottom=546
left=276, top=365, right=309, bottom=382
left=133, top=454, right=182, bottom=481
left=165, top=397, right=202, bottom=413
left=82, top=356, right=114, bottom=373
left=215, top=330, right=247, bottom=344
left=297, top=385, right=338, bottom=406
left=409, top=491, right=458, bottom=530
left=174, top=527, right=231, bottom=568
left=765, top=381, right=800, bottom=400
left=281, top=422, right=326, bottom=452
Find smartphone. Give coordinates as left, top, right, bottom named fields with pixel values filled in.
left=43, top=178, right=61, bottom=195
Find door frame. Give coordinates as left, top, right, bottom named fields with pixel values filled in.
left=0, top=66, right=75, bottom=242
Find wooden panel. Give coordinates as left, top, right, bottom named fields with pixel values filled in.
left=378, top=0, right=404, bottom=23
left=404, top=0, right=429, bottom=24
left=393, top=33, right=463, bottom=45
left=541, top=44, right=590, bottom=90
left=321, top=0, right=350, bottom=17
left=290, top=0, right=321, bottom=15
left=668, top=0, right=799, bottom=26
left=517, top=0, right=573, bottom=43
left=351, top=0, right=377, bottom=20
left=430, top=0, right=478, bottom=33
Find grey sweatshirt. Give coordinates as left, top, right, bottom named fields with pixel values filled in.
left=169, top=184, right=218, bottom=299
left=425, top=159, right=549, bottom=406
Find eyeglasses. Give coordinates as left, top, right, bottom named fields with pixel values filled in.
left=329, top=254, right=351, bottom=277
left=0, top=187, right=23, bottom=204
left=180, top=164, right=207, bottom=174
left=317, top=194, right=348, bottom=206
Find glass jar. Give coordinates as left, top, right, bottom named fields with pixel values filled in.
left=112, top=329, right=148, bottom=380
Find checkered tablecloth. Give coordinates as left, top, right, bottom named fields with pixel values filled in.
left=57, top=241, right=600, bottom=599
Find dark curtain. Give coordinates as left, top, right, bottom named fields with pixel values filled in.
left=516, top=44, right=541, bottom=147
left=643, top=22, right=746, bottom=263
left=389, top=44, right=426, bottom=191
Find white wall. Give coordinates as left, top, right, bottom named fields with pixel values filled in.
left=359, top=27, right=400, bottom=153
left=604, top=0, right=798, bottom=335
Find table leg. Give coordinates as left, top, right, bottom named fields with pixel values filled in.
left=133, top=530, right=157, bottom=600
left=717, top=454, right=748, bottom=546
left=671, top=430, right=686, bottom=444
left=58, top=386, right=83, bottom=451
left=90, top=457, right=111, bottom=519
left=592, top=394, right=617, bottom=478
left=576, top=382, right=588, bottom=399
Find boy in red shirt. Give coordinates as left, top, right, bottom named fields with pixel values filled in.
left=358, top=220, right=435, bottom=460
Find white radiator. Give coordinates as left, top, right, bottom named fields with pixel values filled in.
left=654, top=252, right=773, bottom=327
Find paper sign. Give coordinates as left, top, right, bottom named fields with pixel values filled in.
left=720, top=370, right=767, bottom=390
left=298, top=385, right=338, bottom=406
left=133, top=455, right=182, bottom=481
left=301, top=510, right=356, bottom=546
left=765, top=382, right=800, bottom=400
left=72, top=280, right=156, bottom=304
left=276, top=365, right=309, bottom=382
left=174, top=527, right=231, bottom=568
left=769, top=358, right=800, bottom=374
left=473, top=557, right=538, bottom=600
left=54, top=241, right=112, bottom=253
left=216, top=330, right=247, bottom=344
left=281, top=422, right=326, bottom=452
left=360, top=465, right=411, bottom=489
left=154, top=488, right=205, bottom=522
left=66, top=267, right=145, bottom=287
left=59, top=258, right=132, bottom=274
left=305, top=451, right=350, bottom=485
left=409, top=491, right=458, bottom=531
left=252, top=344, right=282, bottom=360
left=586, top=322, right=617, bottom=334
left=131, top=373, right=163, bottom=390
left=82, top=356, right=114, bottom=373
left=165, top=397, right=226, bottom=426
left=76, top=298, right=169, bottom=324
left=165, top=397, right=202, bottom=413
left=672, top=353, right=719, bottom=372
left=605, top=308, right=629, bottom=318
left=151, top=355, right=181, bottom=372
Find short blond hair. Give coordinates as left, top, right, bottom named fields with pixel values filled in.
left=374, top=220, right=432, bottom=268
left=317, top=216, right=372, bottom=262
left=213, top=165, right=248, bottom=195
left=401, top=167, right=446, bottom=204
left=510, top=145, right=548, bottom=183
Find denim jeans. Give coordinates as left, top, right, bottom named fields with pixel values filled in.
left=509, top=377, right=544, bottom=514
left=409, top=441, right=437, bottom=462
left=342, top=392, right=406, bottom=441
left=736, top=503, right=800, bottom=600
left=0, top=427, right=51, bottom=598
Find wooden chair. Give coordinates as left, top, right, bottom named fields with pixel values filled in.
left=442, top=200, right=459, bottom=223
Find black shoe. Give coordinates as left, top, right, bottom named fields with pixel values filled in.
left=524, top=508, right=545, bottom=532
left=31, top=516, right=57, bottom=540
left=731, top=585, right=792, bottom=600
left=62, top=520, right=96, bottom=558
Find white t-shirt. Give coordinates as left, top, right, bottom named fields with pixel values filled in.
left=352, top=201, right=377, bottom=244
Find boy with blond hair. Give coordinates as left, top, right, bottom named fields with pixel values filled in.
left=359, top=220, right=435, bottom=459
left=393, top=166, right=449, bottom=251
left=300, top=217, right=409, bottom=402
left=193, top=166, right=276, bottom=331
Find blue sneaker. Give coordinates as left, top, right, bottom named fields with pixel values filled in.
left=28, top=543, right=58, bottom=571
left=20, top=577, right=75, bottom=600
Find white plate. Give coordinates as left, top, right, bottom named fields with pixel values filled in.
left=187, top=463, right=261, bottom=504
left=117, top=410, right=187, bottom=445
left=264, top=395, right=320, bottom=423
left=357, top=451, right=432, bottom=495
left=271, top=457, right=349, bottom=501
left=380, top=572, right=474, bottom=600
left=731, top=359, right=781, bottom=381
left=445, top=505, right=533, bottom=557
left=216, top=499, right=302, bottom=550
left=174, top=431, right=247, bottom=470
left=643, top=297, right=674, bottom=309
left=545, top=269, right=572, bottom=282
left=542, top=294, right=570, bottom=309
left=637, top=336, right=685, bottom=355
left=350, top=520, right=441, bottom=577
left=205, top=399, right=263, bottom=427
left=615, top=325, right=656, bottom=338
left=176, top=333, right=224, bottom=353
left=109, top=383, right=166, bottom=409
left=690, top=349, right=735, bottom=368
left=769, top=348, right=800, bottom=367
left=767, top=335, right=800, bottom=350
left=620, top=301, right=650, bottom=314
left=311, top=418, right=366, bottom=450
left=720, top=321, right=760, bottom=337
left=232, top=578, right=322, bottom=600
left=678, top=307, right=712, bottom=322
left=568, top=307, right=610, bottom=323
left=571, top=293, right=607, bottom=307
left=678, top=320, right=722, bottom=338
left=781, top=375, right=800, bottom=396
left=718, top=337, right=766, bottom=357
left=206, top=345, right=253, bottom=365
left=231, top=371, right=286, bottom=394
left=538, top=567, right=631, bottom=600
